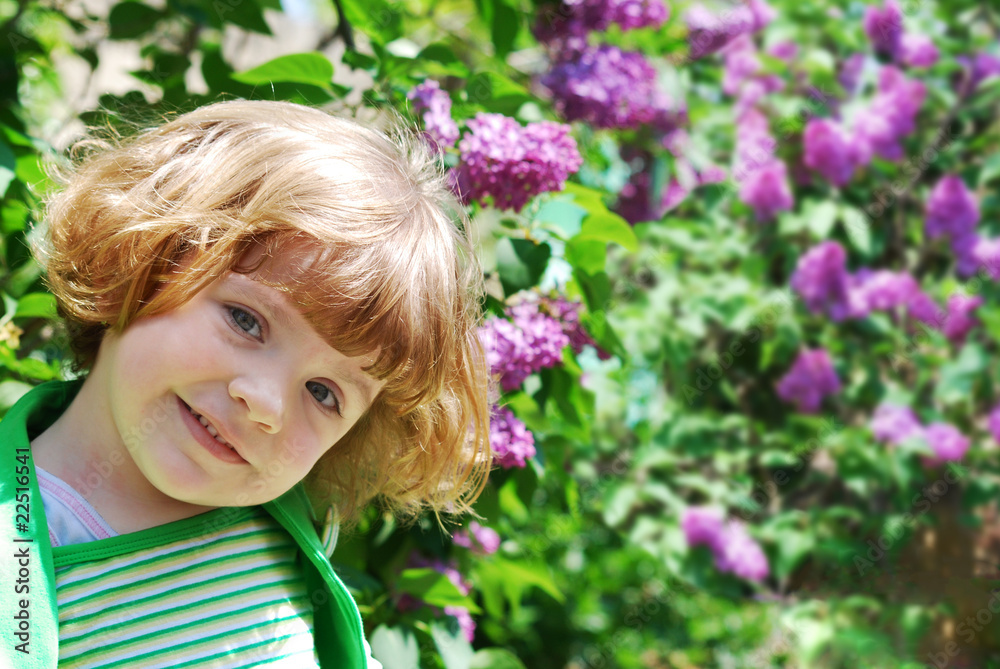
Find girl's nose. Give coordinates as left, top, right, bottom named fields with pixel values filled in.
left=228, top=375, right=285, bottom=434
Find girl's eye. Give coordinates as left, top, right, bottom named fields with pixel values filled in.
left=307, top=380, right=342, bottom=416
left=229, top=307, right=263, bottom=339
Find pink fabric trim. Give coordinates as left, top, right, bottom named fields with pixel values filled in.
left=38, top=472, right=114, bottom=540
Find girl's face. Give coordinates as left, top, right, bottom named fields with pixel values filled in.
left=99, top=267, right=385, bottom=509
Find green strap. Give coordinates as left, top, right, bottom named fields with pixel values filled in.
left=1, top=383, right=66, bottom=668
left=263, top=487, right=367, bottom=668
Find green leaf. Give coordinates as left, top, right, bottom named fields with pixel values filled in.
left=338, top=0, right=402, bottom=45
left=490, top=0, right=520, bottom=59
left=495, top=237, right=551, bottom=296
left=14, top=293, right=57, bottom=320
left=577, top=212, right=638, bottom=251
left=233, top=53, right=333, bottom=89
left=980, top=152, right=1000, bottom=186
left=466, top=71, right=531, bottom=114
left=0, top=138, right=15, bottom=198
left=214, top=0, right=272, bottom=35
left=470, top=648, right=528, bottom=669
left=431, top=619, right=475, bottom=669
left=840, top=205, right=872, bottom=255
left=395, top=568, right=482, bottom=613
left=564, top=238, right=606, bottom=275
left=109, top=1, right=163, bottom=39
left=369, top=625, right=419, bottom=669
left=0, top=380, right=33, bottom=411
left=804, top=199, right=838, bottom=239
left=934, top=341, right=987, bottom=405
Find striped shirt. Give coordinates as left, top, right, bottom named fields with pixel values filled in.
left=49, top=503, right=321, bottom=668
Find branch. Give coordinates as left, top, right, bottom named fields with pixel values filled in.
left=331, top=0, right=355, bottom=52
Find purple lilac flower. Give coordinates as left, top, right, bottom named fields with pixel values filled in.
left=739, top=159, right=793, bottom=222
left=839, top=53, right=867, bottom=95
left=863, top=0, right=904, bottom=59
left=925, top=175, right=979, bottom=242
left=480, top=304, right=568, bottom=391
left=682, top=506, right=725, bottom=547
left=907, top=290, right=944, bottom=327
left=957, top=52, right=1000, bottom=91
left=855, top=66, right=926, bottom=161
left=848, top=269, right=919, bottom=314
left=721, top=35, right=761, bottom=96
left=988, top=404, right=1000, bottom=443
left=713, top=521, right=770, bottom=582
left=899, top=34, right=939, bottom=68
left=535, top=0, right=669, bottom=48
left=540, top=295, right=606, bottom=357
left=775, top=348, right=841, bottom=414
left=453, top=521, right=501, bottom=555
left=953, top=233, right=982, bottom=278
left=444, top=606, right=476, bottom=642
left=685, top=3, right=756, bottom=60
left=871, top=404, right=923, bottom=445
left=490, top=406, right=537, bottom=468
left=766, top=41, right=798, bottom=63
left=790, top=242, right=854, bottom=321
left=922, top=422, right=970, bottom=467
left=942, top=293, right=982, bottom=343
left=974, top=237, right=1000, bottom=279
left=803, top=118, right=865, bottom=186
left=541, top=45, right=681, bottom=131
left=408, top=80, right=459, bottom=152
left=456, top=113, right=582, bottom=212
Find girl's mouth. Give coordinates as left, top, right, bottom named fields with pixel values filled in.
left=178, top=397, right=248, bottom=465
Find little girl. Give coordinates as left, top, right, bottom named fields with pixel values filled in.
left=0, top=100, right=491, bottom=668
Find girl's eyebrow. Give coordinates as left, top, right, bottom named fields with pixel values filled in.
left=225, top=274, right=381, bottom=407
left=225, top=276, right=295, bottom=331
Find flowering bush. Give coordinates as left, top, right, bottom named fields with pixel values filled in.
left=5, top=0, right=1000, bottom=666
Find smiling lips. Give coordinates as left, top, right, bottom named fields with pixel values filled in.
left=179, top=397, right=248, bottom=465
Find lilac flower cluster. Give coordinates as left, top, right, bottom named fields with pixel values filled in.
left=870, top=404, right=923, bottom=445
left=921, top=423, right=970, bottom=467
left=789, top=241, right=856, bottom=321
left=685, top=0, right=775, bottom=60
left=803, top=65, right=925, bottom=185
left=791, top=241, right=983, bottom=345
left=541, top=45, right=682, bottom=131
left=775, top=348, right=841, bottom=414
left=407, top=80, right=459, bottom=152
left=455, top=113, right=582, bottom=212
left=534, top=0, right=669, bottom=51
left=539, top=294, right=609, bottom=358
left=480, top=299, right=570, bottom=391
left=869, top=404, right=969, bottom=467
left=863, top=0, right=939, bottom=68
left=732, top=108, right=792, bottom=222
left=681, top=507, right=770, bottom=582
left=453, top=521, right=501, bottom=555
left=957, top=52, right=1000, bottom=92
left=854, top=65, right=927, bottom=162
left=924, top=174, right=981, bottom=275
left=802, top=119, right=867, bottom=187
left=489, top=406, right=537, bottom=469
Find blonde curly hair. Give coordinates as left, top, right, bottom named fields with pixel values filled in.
left=35, top=99, right=492, bottom=527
